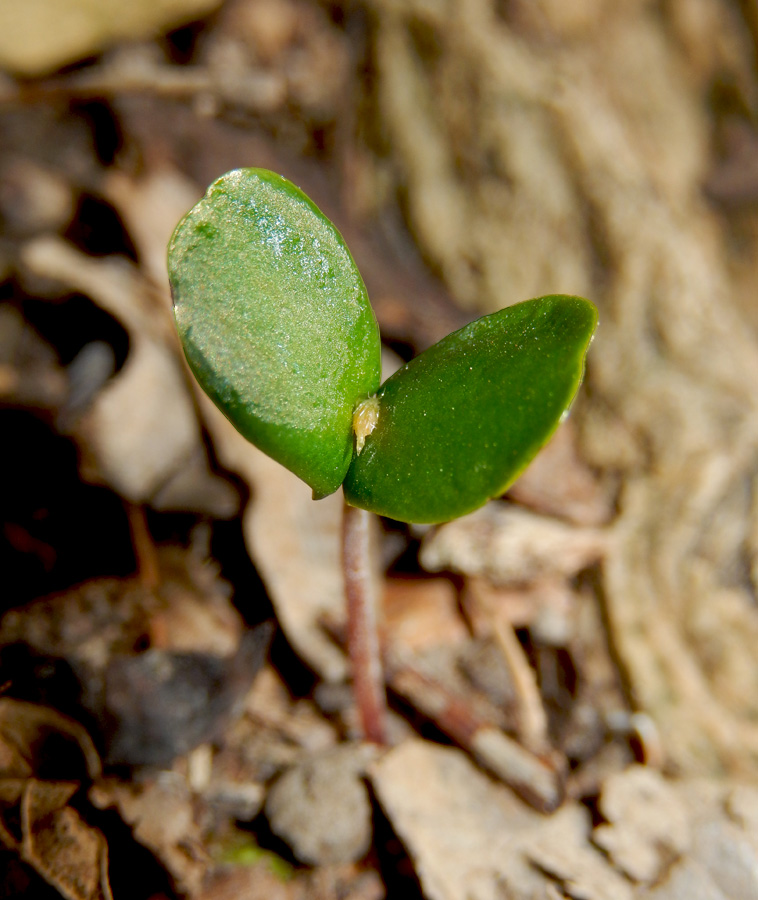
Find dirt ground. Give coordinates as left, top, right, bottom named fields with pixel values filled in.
left=2, top=1, right=758, bottom=898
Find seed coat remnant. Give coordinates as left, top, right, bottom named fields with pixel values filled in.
left=352, top=396, right=380, bottom=454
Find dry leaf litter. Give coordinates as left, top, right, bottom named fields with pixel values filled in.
left=1, top=0, right=758, bottom=898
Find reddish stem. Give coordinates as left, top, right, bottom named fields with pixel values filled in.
left=342, top=499, right=387, bottom=744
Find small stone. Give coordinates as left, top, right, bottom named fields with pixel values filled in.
left=265, top=743, right=375, bottom=865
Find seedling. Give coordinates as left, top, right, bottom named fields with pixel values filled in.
left=168, top=168, right=597, bottom=743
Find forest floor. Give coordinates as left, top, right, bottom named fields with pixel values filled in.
left=2, top=1, right=758, bottom=899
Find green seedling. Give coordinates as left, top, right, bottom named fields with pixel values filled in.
left=168, top=168, right=597, bottom=742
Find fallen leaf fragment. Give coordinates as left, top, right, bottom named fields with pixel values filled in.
left=20, top=235, right=236, bottom=515
left=197, top=392, right=348, bottom=682
left=726, top=784, right=758, bottom=833
left=0, top=551, right=271, bottom=767
left=689, top=818, right=758, bottom=900
left=103, top=167, right=201, bottom=291
left=644, top=859, right=728, bottom=900
left=244, top=665, right=338, bottom=757
left=420, top=502, right=609, bottom=586
left=0, top=699, right=101, bottom=781
left=90, top=777, right=207, bottom=896
left=0, top=157, right=75, bottom=237
left=369, top=739, right=557, bottom=900
left=592, top=765, right=689, bottom=883
left=526, top=804, right=633, bottom=900
left=0, top=778, right=113, bottom=900
left=0, top=0, right=222, bottom=76
left=383, top=577, right=467, bottom=652
left=506, top=421, right=613, bottom=526
left=103, top=625, right=271, bottom=767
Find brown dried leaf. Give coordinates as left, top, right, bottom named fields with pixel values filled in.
left=245, top=666, right=338, bottom=756
left=0, top=547, right=243, bottom=668
left=420, top=502, right=608, bottom=586
left=688, top=818, right=758, bottom=900
left=20, top=235, right=236, bottom=515
left=592, top=765, right=689, bottom=883
left=0, top=702, right=106, bottom=897
left=370, top=739, right=546, bottom=900
left=0, top=0, right=222, bottom=76
left=0, top=553, right=270, bottom=767
left=506, top=421, right=613, bottom=526
left=372, top=743, right=758, bottom=900
left=0, top=778, right=25, bottom=848
left=637, top=778, right=758, bottom=899
left=196, top=392, right=348, bottom=682
left=370, top=739, right=616, bottom=899
left=103, top=167, right=200, bottom=291
left=90, top=777, right=207, bottom=896
left=525, top=804, right=633, bottom=900
left=0, top=699, right=101, bottom=781
left=8, top=779, right=113, bottom=900
left=383, top=577, right=467, bottom=653
left=644, top=859, right=727, bottom=900
left=463, top=575, right=575, bottom=634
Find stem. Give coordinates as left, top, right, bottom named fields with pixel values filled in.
left=342, top=498, right=387, bottom=744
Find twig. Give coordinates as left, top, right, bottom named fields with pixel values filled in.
left=464, top=578, right=550, bottom=754
left=125, top=502, right=160, bottom=590
left=386, top=648, right=565, bottom=812
left=320, top=609, right=564, bottom=810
